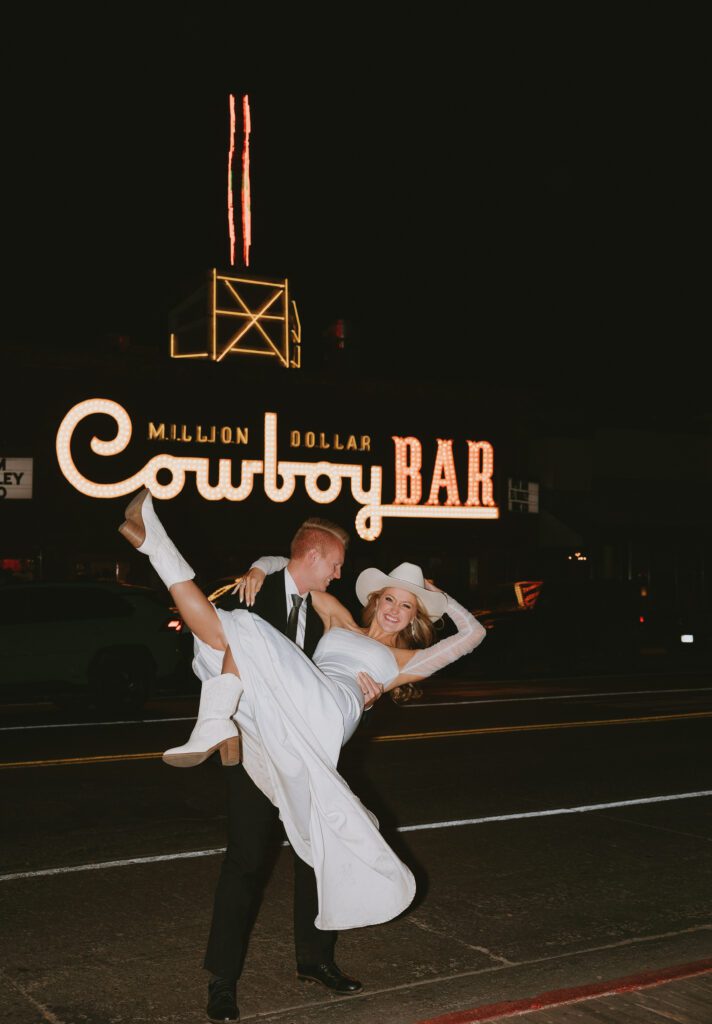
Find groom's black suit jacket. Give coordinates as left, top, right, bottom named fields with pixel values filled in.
left=220, top=568, right=324, bottom=659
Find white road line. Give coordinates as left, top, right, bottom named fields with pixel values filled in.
left=405, top=686, right=712, bottom=709
left=3, top=686, right=712, bottom=731
left=0, top=847, right=227, bottom=881
left=2, top=789, right=711, bottom=883
left=397, top=789, right=712, bottom=831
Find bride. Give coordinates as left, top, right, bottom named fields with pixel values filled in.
left=118, top=488, right=486, bottom=931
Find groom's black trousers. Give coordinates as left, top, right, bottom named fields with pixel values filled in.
left=203, top=762, right=335, bottom=981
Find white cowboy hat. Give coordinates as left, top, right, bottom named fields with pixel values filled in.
left=355, top=562, right=447, bottom=620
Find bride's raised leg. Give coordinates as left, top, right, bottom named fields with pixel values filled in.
left=119, top=488, right=243, bottom=767
left=118, top=487, right=225, bottom=650
left=119, top=487, right=194, bottom=590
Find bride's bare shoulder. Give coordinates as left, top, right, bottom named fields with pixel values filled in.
left=310, top=591, right=359, bottom=630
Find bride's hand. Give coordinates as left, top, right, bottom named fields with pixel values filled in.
left=424, top=578, right=444, bottom=593
left=357, top=672, right=384, bottom=709
left=234, top=567, right=266, bottom=607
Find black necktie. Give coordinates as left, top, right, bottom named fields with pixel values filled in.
left=286, top=594, right=303, bottom=643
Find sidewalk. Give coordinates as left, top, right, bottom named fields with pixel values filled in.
left=417, top=958, right=712, bottom=1022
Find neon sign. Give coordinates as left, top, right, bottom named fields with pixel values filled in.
left=170, top=270, right=301, bottom=368
left=56, top=399, right=499, bottom=541
left=241, top=95, right=251, bottom=267
left=227, top=94, right=237, bottom=266
left=227, top=94, right=251, bottom=268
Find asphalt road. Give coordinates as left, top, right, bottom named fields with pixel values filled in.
left=1, top=670, right=711, bottom=1023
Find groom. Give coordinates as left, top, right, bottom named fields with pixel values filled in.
left=204, top=516, right=382, bottom=1024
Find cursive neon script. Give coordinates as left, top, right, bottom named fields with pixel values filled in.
left=55, top=398, right=499, bottom=540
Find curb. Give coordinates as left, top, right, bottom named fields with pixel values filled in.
left=415, top=956, right=712, bottom=1023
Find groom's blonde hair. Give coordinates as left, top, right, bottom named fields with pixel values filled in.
left=290, top=517, right=349, bottom=560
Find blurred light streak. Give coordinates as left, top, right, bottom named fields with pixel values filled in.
left=227, top=93, right=237, bottom=265
left=242, top=94, right=251, bottom=266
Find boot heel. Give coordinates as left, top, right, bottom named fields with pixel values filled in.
left=118, top=519, right=145, bottom=546
left=118, top=488, right=150, bottom=546
left=124, top=487, right=150, bottom=525
left=219, top=737, right=240, bottom=766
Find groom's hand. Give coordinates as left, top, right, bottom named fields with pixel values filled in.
left=233, top=567, right=266, bottom=607
left=357, top=672, right=384, bottom=709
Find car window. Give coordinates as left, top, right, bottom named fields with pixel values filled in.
left=0, top=589, right=62, bottom=624
left=63, top=589, right=134, bottom=620
left=122, top=588, right=171, bottom=610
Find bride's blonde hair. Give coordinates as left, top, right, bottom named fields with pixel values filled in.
left=360, top=589, right=436, bottom=649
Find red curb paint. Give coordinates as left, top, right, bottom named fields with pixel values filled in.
left=416, top=956, right=712, bottom=1023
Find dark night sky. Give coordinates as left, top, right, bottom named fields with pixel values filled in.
left=1, top=7, right=705, bottom=401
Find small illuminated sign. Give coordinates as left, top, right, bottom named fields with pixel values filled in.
left=56, top=399, right=499, bottom=541
left=508, top=478, right=539, bottom=513
left=0, top=458, right=33, bottom=499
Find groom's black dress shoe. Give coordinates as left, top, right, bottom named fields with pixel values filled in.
left=206, top=976, right=239, bottom=1022
left=296, top=962, right=363, bottom=994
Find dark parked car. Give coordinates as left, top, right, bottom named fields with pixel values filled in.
left=0, top=581, right=188, bottom=711
left=470, top=579, right=639, bottom=675
left=462, top=579, right=712, bottom=677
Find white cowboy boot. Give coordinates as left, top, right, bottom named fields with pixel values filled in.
left=118, top=487, right=194, bottom=589
left=163, top=673, right=243, bottom=767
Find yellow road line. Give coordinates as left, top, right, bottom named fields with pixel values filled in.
left=0, top=752, right=163, bottom=769
left=371, top=710, right=712, bottom=742
left=2, top=710, right=712, bottom=768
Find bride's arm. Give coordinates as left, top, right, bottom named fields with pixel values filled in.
left=233, top=555, right=288, bottom=606
left=309, top=590, right=359, bottom=632
left=250, top=554, right=288, bottom=574
left=232, top=556, right=359, bottom=635
left=384, top=591, right=486, bottom=692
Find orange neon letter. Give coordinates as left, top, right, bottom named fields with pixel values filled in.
left=426, top=439, right=461, bottom=506
left=392, top=436, right=422, bottom=505
left=465, top=441, right=495, bottom=506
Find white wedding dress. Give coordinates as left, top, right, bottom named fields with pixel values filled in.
left=192, top=597, right=485, bottom=931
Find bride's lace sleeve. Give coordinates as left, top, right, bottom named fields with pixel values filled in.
left=249, top=554, right=289, bottom=575
left=405, top=595, right=486, bottom=679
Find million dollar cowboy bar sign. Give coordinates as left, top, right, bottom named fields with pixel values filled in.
left=56, top=399, right=499, bottom=541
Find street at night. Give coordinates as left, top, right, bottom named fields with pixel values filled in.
left=2, top=665, right=712, bottom=1023
left=3, top=7, right=712, bottom=1023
